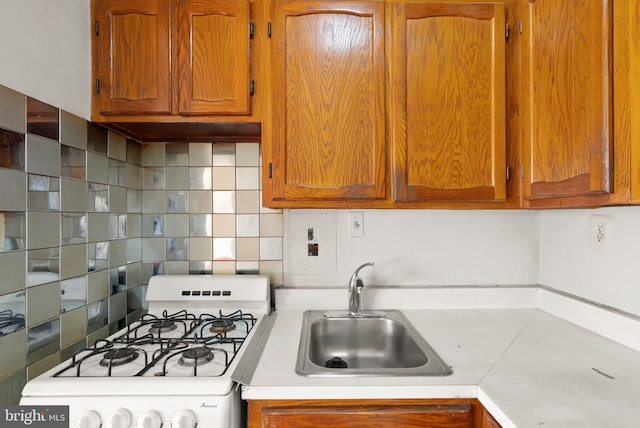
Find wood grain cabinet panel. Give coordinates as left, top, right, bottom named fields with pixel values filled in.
left=176, top=0, right=251, bottom=115
left=262, top=405, right=471, bottom=427
left=94, top=0, right=252, bottom=117
left=264, top=0, right=511, bottom=207
left=390, top=2, right=507, bottom=202
left=250, top=400, right=474, bottom=428
left=522, top=0, right=613, bottom=201
left=247, top=398, right=509, bottom=427
left=267, top=0, right=386, bottom=202
left=482, top=408, right=503, bottom=428
left=96, top=0, right=171, bottom=115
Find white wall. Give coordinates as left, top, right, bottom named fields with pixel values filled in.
left=540, top=206, right=640, bottom=317
left=0, top=0, right=91, bottom=119
left=284, top=209, right=541, bottom=287
left=284, top=207, right=640, bottom=318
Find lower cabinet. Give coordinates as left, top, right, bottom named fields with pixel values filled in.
left=481, top=407, right=502, bottom=428
left=247, top=398, right=501, bottom=428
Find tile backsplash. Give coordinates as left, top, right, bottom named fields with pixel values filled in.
left=138, top=141, right=283, bottom=279
left=0, top=84, right=282, bottom=404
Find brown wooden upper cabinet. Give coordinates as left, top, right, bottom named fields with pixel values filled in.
left=520, top=0, right=640, bottom=208
left=262, top=0, right=640, bottom=209
left=390, top=2, right=507, bottom=203
left=94, top=0, right=251, bottom=116
left=266, top=0, right=387, bottom=203
left=263, top=0, right=513, bottom=208
left=523, top=0, right=613, bottom=199
left=95, top=0, right=171, bottom=115
left=521, top=0, right=615, bottom=204
left=177, top=0, right=251, bottom=115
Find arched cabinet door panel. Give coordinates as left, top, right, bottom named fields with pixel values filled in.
left=176, top=0, right=251, bottom=115
left=390, top=2, right=507, bottom=203
left=268, top=0, right=386, bottom=202
left=522, top=0, right=613, bottom=200
left=96, top=0, right=171, bottom=115
left=94, top=0, right=252, bottom=117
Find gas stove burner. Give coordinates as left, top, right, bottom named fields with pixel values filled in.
left=99, top=348, right=139, bottom=367
left=179, top=347, right=214, bottom=367
left=209, top=319, right=236, bottom=334
left=149, top=319, right=177, bottom=334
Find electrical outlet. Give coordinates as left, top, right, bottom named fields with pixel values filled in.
left=349, top=211, right=364, bottom=238
left=590, top=215, right=613, bottom=251
left=288, top=210, right=337, bottom=275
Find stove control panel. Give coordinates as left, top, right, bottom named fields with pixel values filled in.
left=146, top=274, right=269, bottom=302
left=181, top=289, right=232, bottom=296
left=75, top=408, right=197, bottom=428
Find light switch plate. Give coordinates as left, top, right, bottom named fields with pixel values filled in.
left=348, top=211, right=364, bottom=238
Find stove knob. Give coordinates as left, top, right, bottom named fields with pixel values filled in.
left=105, top=408, right=132, bottom=428
left=137, top=410, right=162, bottom=428
left=171, top=409, right=197, bottom=428
left=76, top=411, right=101, bottom=428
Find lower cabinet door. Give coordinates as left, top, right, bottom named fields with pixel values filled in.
left=250, top=400, right=473, bottom=428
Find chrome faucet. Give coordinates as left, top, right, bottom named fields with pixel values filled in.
left=348, top=262, right=374, bottom=316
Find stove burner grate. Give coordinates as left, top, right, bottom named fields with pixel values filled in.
left=159, top=345, right=230, bottom=376
left=209, top=319, right=236, bottom=334
left=149, top=319, right=178, bottom=334
left=179, top=347, right=214, bottom=367
left=51, top=308, right=259, bottom=377
left=194, top=310, right=256, bottom=339
left=99, top=348, right=139, bottom=367
left=121, top=310, right=198, bottom=341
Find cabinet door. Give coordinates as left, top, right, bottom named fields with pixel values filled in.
left=261, top=403, right=472, bottom=428
left=482, top=411, right=502, bottom=428
left=522, top=0, right=613, bottom=200
left=176, top=0, right=251, bottom=115
left=390, top=3, right=506, bottom=202
left=269, top=0, right=386, bottom=202
left=96, top=0, right=171, bottom=114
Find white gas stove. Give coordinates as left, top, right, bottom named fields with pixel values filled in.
left=20, top=274, right=271, bottom=428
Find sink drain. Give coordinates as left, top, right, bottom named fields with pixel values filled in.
left=325, top=357, right=348, bottom=368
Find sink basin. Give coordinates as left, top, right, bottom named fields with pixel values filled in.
left=295, top=310, right=452, bottom=377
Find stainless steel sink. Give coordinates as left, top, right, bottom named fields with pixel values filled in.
left=295, top=310, right=452, bottom=377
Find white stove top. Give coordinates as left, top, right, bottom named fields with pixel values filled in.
left=52, top=309, right=255, bottom=379
left=20, top=274, right=271, bottom=428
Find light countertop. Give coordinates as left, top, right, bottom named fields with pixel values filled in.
left=478, top=310, right=640, bottom=427
left=239, top=287, right=640, bottom=427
